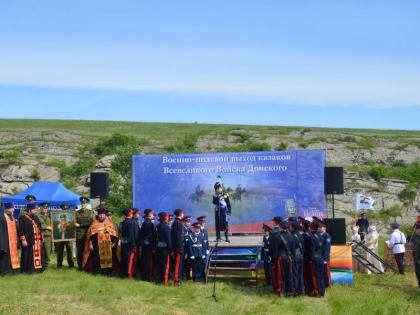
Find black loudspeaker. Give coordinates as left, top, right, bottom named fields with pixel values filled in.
left=325, top=167, right=344, bottom=194
left=90, top=172, right=109, bottom=198
left=324, top=218, right=346, bottom=245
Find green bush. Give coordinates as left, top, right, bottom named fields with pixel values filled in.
left=232, top=131, right=250, bottom=143
left=276, top=142, right=288, bottom=151
left=392, top=159, right=407, bottom=168
left=342, top=135, right=357, bottom=143
left=32, top=169, right=41, bottom=181
left=1, top=150, right=23, bottom=165
left=357, top=137, right=376, bottom=149
left=398, top=184, right=417, bottom=202
left=94, top=133, right=137, bottom=157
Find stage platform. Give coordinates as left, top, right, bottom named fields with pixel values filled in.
left=206, top=235, right=354, bottom=285
left=208, top=235, right=262, bottom=247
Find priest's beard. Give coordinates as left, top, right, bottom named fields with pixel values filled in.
left=98, top=217, right=105, bottom=223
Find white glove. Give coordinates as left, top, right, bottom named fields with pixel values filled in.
left=324, top=261, right=327, bottom=264
left=202, top=255, right=205, bottom=259
left=206, top=250, right=209, bottom=255
left=190, top=256, right=195, bottom=259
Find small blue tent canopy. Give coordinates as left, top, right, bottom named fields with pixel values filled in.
left=1, top=182, right=82, bottom=217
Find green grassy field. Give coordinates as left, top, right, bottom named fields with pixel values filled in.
left=1, top=119, right=420, bottom=139
left=0, top=265, right=418, bottom=315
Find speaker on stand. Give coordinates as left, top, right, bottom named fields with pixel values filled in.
left=90, top=172, right=109, bottom=208
left=325, top=167, right=344, bottom=218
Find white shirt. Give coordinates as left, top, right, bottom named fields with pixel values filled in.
left=387, top=229, right=406, bottom=254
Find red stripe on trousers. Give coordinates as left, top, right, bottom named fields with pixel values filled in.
left=290, top=262, right=295, bottom=294
left=174, top=252, right=181, bottom=286
left=309, top=263, right=319, bottom=297
left=164, top=253, right=170, bottom=286
left=128, top=250, right=135, bottom=280
left=327, top=262, right=331, bottom=288
left=277, top=257, right=282, bottom=296
left=272, top=266, right=277, bottom=291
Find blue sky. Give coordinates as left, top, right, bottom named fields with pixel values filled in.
left=0, top=1, right=419, bottom=129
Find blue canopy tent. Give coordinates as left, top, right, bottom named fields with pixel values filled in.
left=1, top=182, right=82, bottom=217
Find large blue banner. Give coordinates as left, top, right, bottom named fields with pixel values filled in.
left=133, top=150, right=326, bottom=233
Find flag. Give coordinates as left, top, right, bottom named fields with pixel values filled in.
left=356, top=194, right=375, bottom=211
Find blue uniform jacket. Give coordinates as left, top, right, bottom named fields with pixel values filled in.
left=188, top=232, right=205, bottom=258
left=262, top=235, right=271, bottom=262
left=292, top=231, right=305, bottom=260
left=200, top=227, right=209, bottom=254
left=322, top=232, right=331, bottom=262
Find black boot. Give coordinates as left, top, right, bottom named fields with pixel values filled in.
left=225, top=232, right=230, bottom=243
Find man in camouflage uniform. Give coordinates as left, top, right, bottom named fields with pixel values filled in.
left=56, top=204, right=75, bottom=268
left=75, top=196, right=93, bottom=269
left=38, top=202, right=52, bottom=270
left=412, top=222, right=420, bottom=288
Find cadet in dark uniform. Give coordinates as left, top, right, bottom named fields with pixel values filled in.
left=299, top=217, right=312, bottom=295
left=120, top=208, right=136, bottom=279
left=56, top=204, right=74, bottom=269
left=290, top=220, right=305, bottom=296
left=308, top=220, right=325, bottom=297
left=212, top=182, right=231, bottom=242
left=75, top=196, right=93, bottom=269
left=188, top=222, right=205, bottom=282
left=319, top=220, right=332, bottom=289
left=38, top=202, right=52, bottom=270
left=139, top=209, right=155, bottom=281
left=171, top=209, right=185, bottom=286
left=270, top=218, right=294, bottom=297
left=262, top=223, right=273, bottom=287
left=182, top=216, right=192, bottom=280
left=197, top=215, right=210, bottom=277
left=155, top=212, right=172, bottom=286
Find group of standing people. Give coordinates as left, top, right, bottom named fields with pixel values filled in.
left=0, top=194, right=212, bottom=286
left=262, top=216, right=331, bottom=298
left=119, top=208, right=210, bottom=286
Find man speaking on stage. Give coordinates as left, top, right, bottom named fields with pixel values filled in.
left=212, top=179, right=232, bottom=242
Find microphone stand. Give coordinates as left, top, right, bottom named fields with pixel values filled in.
left=212, top=239, right=219, bottom=302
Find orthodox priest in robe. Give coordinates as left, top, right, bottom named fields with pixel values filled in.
left=0, top=202, right=20, bottom=275
left=82, top=208, right=118, bottom=276
left=18, top=203, right=43, bottom=274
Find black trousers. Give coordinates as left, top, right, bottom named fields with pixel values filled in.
left=192, top=257, right=204, bottom=282
left=140, top=245, right=153, bottom=281
left=156, top=248, right=170, bottom=285
left=309, top=260, right=325, bottom=297
left=293, top=255, right=304, bottom=295
left=263, top=257, right=272, bottom=286
left=215, top=208, right=228, bottom=239
left=272, top=256, right=293, bottom=296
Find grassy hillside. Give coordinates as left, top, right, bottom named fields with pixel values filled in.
left=1, top=119, right=420, bottom=139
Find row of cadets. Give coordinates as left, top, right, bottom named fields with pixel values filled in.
left=171, top=209, right=185, bottom=286
left=269, top=217, right=295, bottom=297
left=187, top=222, right=206, bottom=282
left=120, top=208, right=137, bottom=280
left=139, top=209, right=155, bottom=281
left=183, top=216, right=193, bottom=280
left=155, top=212, right=172, bottom=286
